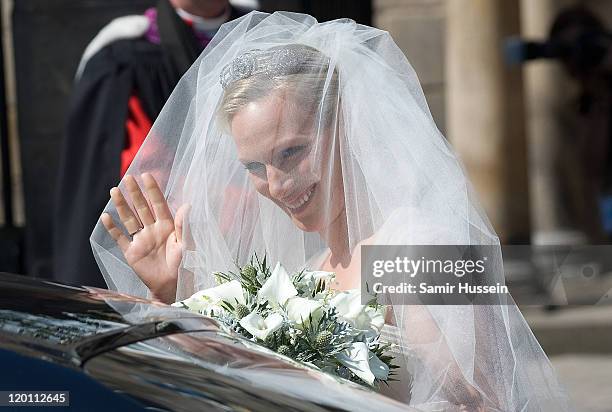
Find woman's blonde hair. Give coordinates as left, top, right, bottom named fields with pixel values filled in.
left=219, top=44, right=339, bottom=129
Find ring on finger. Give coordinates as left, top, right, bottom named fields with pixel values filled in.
left=129, top=227, right=144, bottom=238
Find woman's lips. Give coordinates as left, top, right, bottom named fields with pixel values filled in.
left=284, top=183, right=316, bottom=211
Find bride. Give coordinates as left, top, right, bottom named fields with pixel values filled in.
left=91, top=11, right=571, bottom=411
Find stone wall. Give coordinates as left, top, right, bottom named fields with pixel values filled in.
left=374, top=0, right=446, bottom=134
left=375, top=0, right=612, bottom=244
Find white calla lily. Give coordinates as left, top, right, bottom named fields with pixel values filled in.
left=296, top=270, right=335, bottom=293
left=335, top=342, right=381, bottom=385
left=239, top=312, right=284, bottom=340
left=368, top=351, right=390, bottom=381
left=257, top=262, right=298, bottom=305
left=358, top=306, right=385, bottom=332
left=175, top=265, right=393, bottom=386
left=330, top=290, right=362, bottom=318
left=330, top=290, right=385, bottom=333
left=199, top=280, right=246, bottom=305
left=172, top=280, right=245, bottom=315
left=303, top=270, right=335, bottom=282
left=172, top=295, right=222, bottom=315
left=285, top=297, right=323, bottom=325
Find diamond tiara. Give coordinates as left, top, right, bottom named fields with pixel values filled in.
left=219, top=46, right=307, bottom=89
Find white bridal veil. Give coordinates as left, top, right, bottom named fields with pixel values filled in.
left=91, top=11, right=571, bottom=411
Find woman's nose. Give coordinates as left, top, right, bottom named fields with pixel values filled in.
left=266, top=165, right=291, bottom=199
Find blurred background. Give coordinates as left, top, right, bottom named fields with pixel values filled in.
left=1, top=0, right=612, bottom=409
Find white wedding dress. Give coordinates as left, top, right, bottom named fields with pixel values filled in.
left=90, top=11, right=572, bottom=411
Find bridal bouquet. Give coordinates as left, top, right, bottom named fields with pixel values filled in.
left=172, top=255, right=397, bottom=387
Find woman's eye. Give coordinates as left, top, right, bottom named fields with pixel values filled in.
left=245, top=162, right=266, bottom=176
left=280, top=145, right=305, bottom=159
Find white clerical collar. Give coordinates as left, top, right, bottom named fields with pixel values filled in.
left=176, top=6, right=231, bottom=34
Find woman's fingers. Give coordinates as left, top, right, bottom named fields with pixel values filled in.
left=110, top=187, right=142, bottom=235
left=125, top=175, right=155, bottom=226
left=142, top=173, right=173, bottom=221
left=101, top=213, right=130, bottom=252
left=174, top=204, right=191, bottom=243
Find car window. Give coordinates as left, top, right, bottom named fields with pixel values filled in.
left=0, top=309, right=127, bottom=345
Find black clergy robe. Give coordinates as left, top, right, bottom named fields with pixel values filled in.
left=53, top=0, right=246, bottom=287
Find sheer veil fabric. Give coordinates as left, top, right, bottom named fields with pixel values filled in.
left=91, top=11, right=571, bottom=411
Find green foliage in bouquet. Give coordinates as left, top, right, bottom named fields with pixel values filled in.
left=173, top=254, right=398, bottom=387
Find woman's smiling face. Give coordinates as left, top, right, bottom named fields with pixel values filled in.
left=230, top=88, right=344, bottom=233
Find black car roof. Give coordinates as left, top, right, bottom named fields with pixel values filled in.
left=0, top=273, right=218, bottom=366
